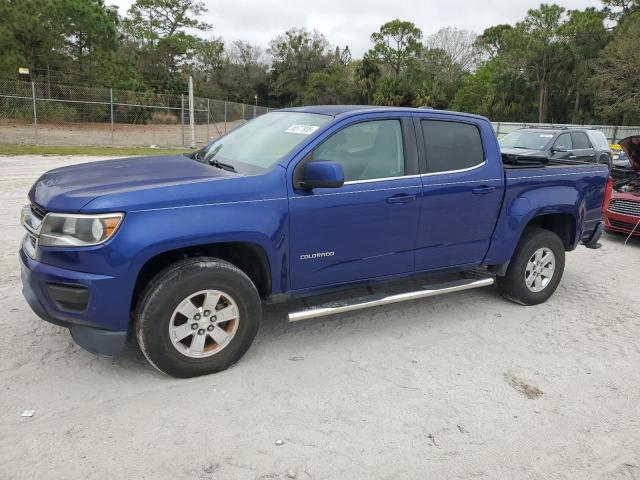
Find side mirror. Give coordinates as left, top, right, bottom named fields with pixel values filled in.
left=552, top=146, right=568, bottom=153
left=301, top=161, right=344, bottom=189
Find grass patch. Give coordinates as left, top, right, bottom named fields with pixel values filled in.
left=0, top=144, right=192, bottom=157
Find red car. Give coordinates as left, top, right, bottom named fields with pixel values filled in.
left=604, top=135, right=640, bottom=237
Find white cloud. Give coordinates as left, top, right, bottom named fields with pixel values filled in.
left=109, top=0, right=604, bottom=56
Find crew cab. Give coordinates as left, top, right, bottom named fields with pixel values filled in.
left=20, top=106, right=609, bottom=378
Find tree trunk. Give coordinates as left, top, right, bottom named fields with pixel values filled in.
left=573, top=87, right=581, bottom=123
left=538, top=80, right=547, bottom=123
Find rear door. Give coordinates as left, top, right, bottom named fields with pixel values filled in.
left=288, top=114, right=422, bottom=290
left=570, top=131, right=597, bottom=163
left=414, top=116, right=504, bottom=271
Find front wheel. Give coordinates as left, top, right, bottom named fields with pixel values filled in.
left=135, top=257, right=261, bottom=378
left=496, top=228, right=565, bottom=305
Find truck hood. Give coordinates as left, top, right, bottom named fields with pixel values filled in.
left=500, top=147, right=547, bottom=157
left=29, top=154, right=235, bottom=212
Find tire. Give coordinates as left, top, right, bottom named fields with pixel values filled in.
left=135, top=257, right=261, bottom=378
left=496, top=228, right=565, bottom=306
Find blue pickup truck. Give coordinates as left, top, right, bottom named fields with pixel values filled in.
left=20, top=106, right=608, bottom=377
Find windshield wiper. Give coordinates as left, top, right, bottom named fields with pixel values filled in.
left=209, top=158, right=236, bottom=172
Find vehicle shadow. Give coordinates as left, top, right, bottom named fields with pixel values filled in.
left=109, top=275, right=503, bottom=380
left=603, top=230, right=640, bottom=247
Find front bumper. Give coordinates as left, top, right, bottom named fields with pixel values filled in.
left=20, top=247, right=129, bottom=357
left=604, top=211, right=640, bottom=237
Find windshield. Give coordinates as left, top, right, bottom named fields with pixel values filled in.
left=200, top=111, right=331, bottom=174
left=499, top=131, right=555, bottom=150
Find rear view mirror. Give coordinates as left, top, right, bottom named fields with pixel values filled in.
left=301, top=161, right=344, bottom=189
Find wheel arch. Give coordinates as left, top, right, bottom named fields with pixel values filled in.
left=131, top=241, right=272, bottom=314
left=523, top=212, right=577, bottom=250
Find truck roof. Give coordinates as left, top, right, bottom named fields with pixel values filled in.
left=280, top=105, right=489, bottom=122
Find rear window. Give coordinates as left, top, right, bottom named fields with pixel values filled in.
left=421, top=120, right=484, bottom=174
left=587, top=130, right=610, bottom=150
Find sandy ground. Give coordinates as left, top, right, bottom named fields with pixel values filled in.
left=0, top=120, right=244, bottom=147
left=1, top=155, right=639, bottom=480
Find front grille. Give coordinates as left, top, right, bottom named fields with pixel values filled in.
left=609, top=218, right=640, bottom=232
left=30, top=203, right=47, bottom=220
left=608, top=199, right=640, bottom=217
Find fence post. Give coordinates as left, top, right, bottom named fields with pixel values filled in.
left=254, top=105, right=256, bottom=118
left=31, top=81, right=38, bottom=144
left=207, top=98, right=210, bottom=141
left=242, top=104, right=245, bottom=121
left=224, top=101, right=227, bottom=133
left=181, top=94, right=185, bottom=147
left=188, top=76, right=195, bottom=148
left=612, top=125, right=619, bottom=144
left=109, top=88, right=114, bottom=145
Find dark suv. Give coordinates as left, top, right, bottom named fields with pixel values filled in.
left=499, top=127, right=612, bottom=168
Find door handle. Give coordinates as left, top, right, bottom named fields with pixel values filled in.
left=386, top=194, right=416, bottom=204
left=568, top=155, right=577, bottom=159
left=472, top=186, right=497, bottom=195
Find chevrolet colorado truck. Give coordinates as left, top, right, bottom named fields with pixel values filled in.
left=20, top=106, right=608, bottom=378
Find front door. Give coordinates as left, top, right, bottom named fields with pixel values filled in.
left=551, top=132, right=574, bottom=161
left=288, top=116, right=421, bottom=290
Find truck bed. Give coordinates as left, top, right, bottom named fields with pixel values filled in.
left=481, top=162, right=609, bottom=267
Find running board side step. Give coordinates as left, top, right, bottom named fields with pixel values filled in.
left=287, top=277, right=495, bottom=323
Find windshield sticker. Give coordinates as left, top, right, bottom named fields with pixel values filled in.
left=539, top=134, right=554, bottom=138
left=285, top=125, right=320, bottom=135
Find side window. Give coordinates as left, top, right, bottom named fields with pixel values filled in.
left=421, top=120, right=484, bottom=174
left=553, top=133, right=572, bottom=150
left=571, top=132, right=592, bottom=149
left=313, top=120, right=405, bottom=182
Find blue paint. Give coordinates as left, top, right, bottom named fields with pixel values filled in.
left=20, top=106, right=609, bottom=348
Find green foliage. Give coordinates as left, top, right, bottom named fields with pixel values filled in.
left=268, top=28, right=335, bottom=106
left=0, top=2, right=637, bottom=125
left=592, top=12, right=640, bottom=124
left=369, top=20, right=423, bottom=77
left=123, top=0, right=210, bottom=91
left=452, top=58, right=536, bottom=121
left=353, top=53, right=381, bottom=104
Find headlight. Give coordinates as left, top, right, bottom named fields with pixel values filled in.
left=39, top=213, right=124, bottom=247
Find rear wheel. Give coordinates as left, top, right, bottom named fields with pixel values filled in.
left=135, top=257, right=261, bottom=378
left=497, top=228, right=565, bottom=305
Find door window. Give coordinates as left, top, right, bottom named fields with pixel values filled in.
left=571, top=132, right=592, bottom=149
left=421, top=120, right=484, bottom=174
left=553, top=133, right=573, bottom=150
left=313, top=120, right=405, bottom=182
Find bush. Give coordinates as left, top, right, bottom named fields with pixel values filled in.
left=36, top=102, right=79, bottom=122
left=150, top=111, right=178, bottom=124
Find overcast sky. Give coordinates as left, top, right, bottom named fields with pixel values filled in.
left=109, top=0, right=604, bottom=57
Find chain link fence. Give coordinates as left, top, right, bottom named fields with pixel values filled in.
left=0, top=78, right=271, bottom=148
left=3, top=77, right=639, bottom=148
left=492, top=122, right=640, bottom=144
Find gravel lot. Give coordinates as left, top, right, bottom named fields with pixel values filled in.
left=1, top=156, right=639, bottom=480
